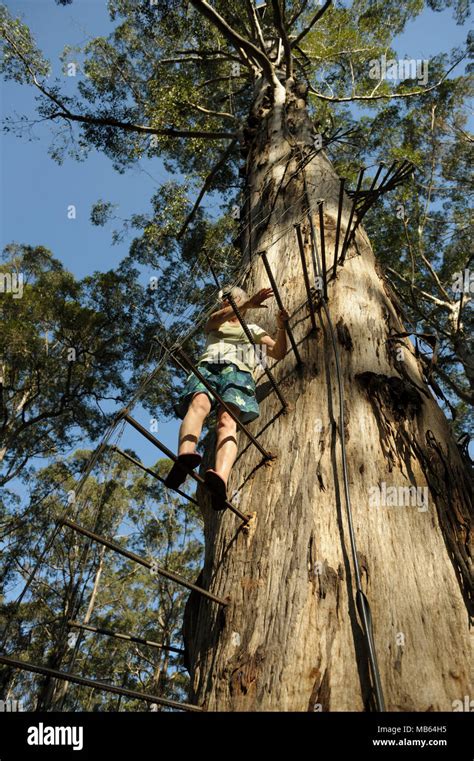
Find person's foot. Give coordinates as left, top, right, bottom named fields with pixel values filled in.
left=204, top=469, right=228, bottom=511
left=164, top=452, right=202, bottom=490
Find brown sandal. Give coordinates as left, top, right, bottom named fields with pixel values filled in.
left=164, top=453, right=202, bottom=490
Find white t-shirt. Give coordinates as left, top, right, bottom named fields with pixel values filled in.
left=198, top=321, right=270, bottom=377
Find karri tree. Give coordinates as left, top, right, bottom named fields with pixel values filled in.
left=1, top=0, right=472, bottom=711
left=0, top=244, right=164, bottom=487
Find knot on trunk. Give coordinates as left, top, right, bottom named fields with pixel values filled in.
left=336, top=318, right=353, bottom=351
left=229, top=648, right=265, bottom=698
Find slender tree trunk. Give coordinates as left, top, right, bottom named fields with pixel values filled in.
left=149, top=640, right=170, bottom=712
left=184, top=78, right=472, bottom=711
left=52, top=546, right=107, bottom=708
left=34, top=586, right=76, bottom=711
left=36, top=547, right=106, bottom=710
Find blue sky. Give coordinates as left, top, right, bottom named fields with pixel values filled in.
left=1, top=0, right=471, bottom=496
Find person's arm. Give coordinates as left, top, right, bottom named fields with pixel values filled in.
left=204, top=288, right=274, bottom=333
left=204, top=304, right=236, bottom=333
left=260, top=309, right=289, bottom=360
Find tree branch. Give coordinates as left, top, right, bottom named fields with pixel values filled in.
left=177, top=137, right=239, bottom=239
left=189, top=0, right=276, bottom=86
left=174, top=48, right=243, bottom=64
left=245, top=0, right=267, bottom=54
left=290, top=0, right=332, bottom=48
left=272, top=0, right=293, bottom=79
left=386, top=267, right=452, bottom=310
left=288, top=0, right=311, bottom=29
left=3, top=29, right=71, bottom=114
left=50, top=109, right=236, bottom=140
left=447, top=119, right=473, bottom=143
left=387, top=277, right=452, bottom=340
left=308, top=55, right=466, bottom=102
left=419, top=353, right=473, bottom=405
left=3, top=28, right=236, bottom=140
left=179, top=100, right=236, bottom=120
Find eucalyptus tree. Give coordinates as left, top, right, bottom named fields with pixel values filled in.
left=0, top=450, right=202, bottom=710
left=1, top=0, right=472, bottom=711
left=0, top=244, right=163, bottom=486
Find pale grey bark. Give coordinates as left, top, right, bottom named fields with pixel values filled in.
left=184, top=79, right=473, bottom=712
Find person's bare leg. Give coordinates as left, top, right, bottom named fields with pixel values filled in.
left=214, top=404, right=239, bottom=486
left=178, top=392, right=211, bottom=456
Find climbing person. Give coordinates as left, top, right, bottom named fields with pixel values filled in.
left=164, top=286, right=289, bottom=510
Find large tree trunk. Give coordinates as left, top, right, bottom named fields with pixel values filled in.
left=183, top=77, right=472, bottom=711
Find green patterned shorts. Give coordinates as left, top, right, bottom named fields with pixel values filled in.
left=175, top=361, right=260, bottom=424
